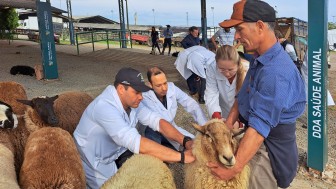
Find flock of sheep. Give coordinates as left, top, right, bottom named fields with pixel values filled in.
left=0, top=81, right=250, bottom=189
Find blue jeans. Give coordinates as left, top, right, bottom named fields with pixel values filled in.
left=144, top=126, right=176, bottom=150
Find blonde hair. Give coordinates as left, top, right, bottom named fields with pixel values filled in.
left=215, top=45, right=246, bottom=93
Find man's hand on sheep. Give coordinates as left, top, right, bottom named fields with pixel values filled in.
left=206, top=162, right=239, bottom=180
left=184, top=149, right=196, bottom=163
left=184, top=140, right=193, bottom=150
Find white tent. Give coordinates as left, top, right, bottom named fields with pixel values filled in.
left=328, top=29, right=336, bottom=51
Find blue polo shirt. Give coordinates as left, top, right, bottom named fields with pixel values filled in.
left=237, top=42, right=306, bottom=138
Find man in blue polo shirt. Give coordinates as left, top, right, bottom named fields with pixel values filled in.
left=207, top=1, right=306, bottom=189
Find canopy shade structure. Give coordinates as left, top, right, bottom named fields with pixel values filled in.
left=0, top=0, right=66, bottom=14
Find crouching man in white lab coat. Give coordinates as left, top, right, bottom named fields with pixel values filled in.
left=141, top=66, right=208, bottom=150
left=73, top=67, right=195, bottom=189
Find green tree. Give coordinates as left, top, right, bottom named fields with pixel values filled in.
left=328, top=22, right=336, bottom=30
left=0, top=8, right=19, bottom=38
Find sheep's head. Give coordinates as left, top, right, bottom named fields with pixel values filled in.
left=193, top=119, right=238, bottom=168
left=0, top=101, right=18, bottom=129
left=17, top=95, right=59, bottom=126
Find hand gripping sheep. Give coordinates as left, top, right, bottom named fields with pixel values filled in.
left=184, top=119, right=250, bottom=189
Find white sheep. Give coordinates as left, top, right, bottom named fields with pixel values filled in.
left=101, top=154, right=176, bottom=189
left=184, top=119, right=250, bottom=189
left=18, top=91, right=93, bottom=134
left=20, top=127, right=86, bottom=189
left=0, top=143, right=20, bottom=189
left=0, top=81, right=28, bottom=115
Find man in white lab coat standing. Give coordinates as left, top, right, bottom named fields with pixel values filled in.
left=73, top=67, right=195, bottom=189
left=141, top=66, right=208, bottom=150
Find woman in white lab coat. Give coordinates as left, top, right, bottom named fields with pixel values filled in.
left=205, top=45, right=249, bottom=119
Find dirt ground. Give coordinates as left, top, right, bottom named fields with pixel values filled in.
left=0, top=40, right=335, bottom=188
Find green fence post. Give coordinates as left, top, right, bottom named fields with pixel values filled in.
left=91, top=32, right=95, bottom=52
left=76, top=33, right=79, bottom=55
left=106, top=30, right=109, bottom=49
left=307, top=0, right=328, bottom=171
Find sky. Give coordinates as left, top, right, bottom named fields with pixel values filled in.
left=50, top=0, right=336, bottom=27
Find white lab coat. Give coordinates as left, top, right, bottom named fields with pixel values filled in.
left=205, top=61, right=237, bottom=119
left=175, top=46, right=215, bottom=79
left=142, top=82, right=208, bottom=149
left=73, top=85, right=162, bottom=189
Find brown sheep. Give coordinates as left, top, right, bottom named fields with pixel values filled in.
left=20, top=127, right=86, bottom=189
left=0, top=81, right=27, bottom=115
left=184, top=119, right=250, bottom=189
left=0, top=102, right=30, bottom=179
left=19, top=91, right=93, bottom=135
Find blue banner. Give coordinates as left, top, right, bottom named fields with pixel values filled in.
left=36, top=0, right=58, bottom=79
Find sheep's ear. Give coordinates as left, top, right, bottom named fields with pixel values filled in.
left=50, top=95, right=59, bottom=101
left=16, top=99, right=33, bottom=107
left=192, top=123, right=205, bottom=134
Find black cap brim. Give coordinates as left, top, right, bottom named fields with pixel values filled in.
left=131, top=84, right=152, bottom=92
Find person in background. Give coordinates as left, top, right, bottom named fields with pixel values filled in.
left=274, top=30, right=301, bottom=73
left=73, top=67, right=195, bottom=188
left=181, top=26, right=201, bottom=49
left=161, top=25, right=173, bottom=56
left=211, top=27, right=236, bottom=50
left=205, top=45, right=248, bottom=120
left=174, top=45, right=216, bottom=104
left=141, top=66, right=208, bottom=150
left=150, top=26, right=161, bottom=55
left=208, top=1, right=306, bottom=189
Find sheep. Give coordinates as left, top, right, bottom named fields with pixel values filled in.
left=19, top=127, right=86, bottom=189
left=0, top=143, right=20, bottom=189
left=10, top=65, right=36, bottom=76
left=18, top=91, right=93, bottom=134
left=0, top=81, right=28, bottom=115
left=184, top=119, right=250, bottom=189
left=0, top=100, right=18, bottom=129
left=0, top=101, right=30, bottom=179
left=101, top=154, right=176, bottom=189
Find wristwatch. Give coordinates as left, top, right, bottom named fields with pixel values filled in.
left=183, top=136, right=192, bottom=148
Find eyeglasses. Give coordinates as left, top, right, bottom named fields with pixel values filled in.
left=217, top=66, right=238, bottom=74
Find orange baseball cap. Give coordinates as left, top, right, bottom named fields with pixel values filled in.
left=219, top=0, right=276, bottom=28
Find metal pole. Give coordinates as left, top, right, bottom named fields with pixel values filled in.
left=118, top=0, right=127, bottom=48
left=211, top=7, right=214, bottom=28
left=152, top=9, right=155, bottom=25
left=66, top=0, right=75, bottom=45
left=125, top=0, right=129, bottom=31
left=200, top=0, right=207, bottom=47
left=186, top=12, right=188, bottom=27
left=111, top=10, right=113, bottom=20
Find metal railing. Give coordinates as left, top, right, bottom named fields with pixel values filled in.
left=75, top=30, right=133, bottom=55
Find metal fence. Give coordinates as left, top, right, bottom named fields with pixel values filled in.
left=75, top=30, right=133, bottom=55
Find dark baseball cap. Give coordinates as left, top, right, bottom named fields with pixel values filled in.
left=115, top=67, right=151, bottom=92
left=166, top=24, right=171, bottom=27
left=219, top=0, right=276, bottom=28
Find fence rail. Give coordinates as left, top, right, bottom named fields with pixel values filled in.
left=75, top=30, right=133, bottom=55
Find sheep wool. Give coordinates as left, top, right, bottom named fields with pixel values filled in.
left=0, top=81, right=27, bottom=115
left=0, top=143, right=20, bottom=189
left=53, top=91, right=93, bottom=134
left=0, top=116, right=29, bottom=179
left=20, top=127, right=86, bottom=189
left=184, top=119, right=250, bottom=189
left=23, top=91, right=93, bottom=135
left=101, top=154, right=176, bottom=189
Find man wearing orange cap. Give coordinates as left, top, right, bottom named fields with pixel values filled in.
left=207, top=1, right=306, bottom=188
